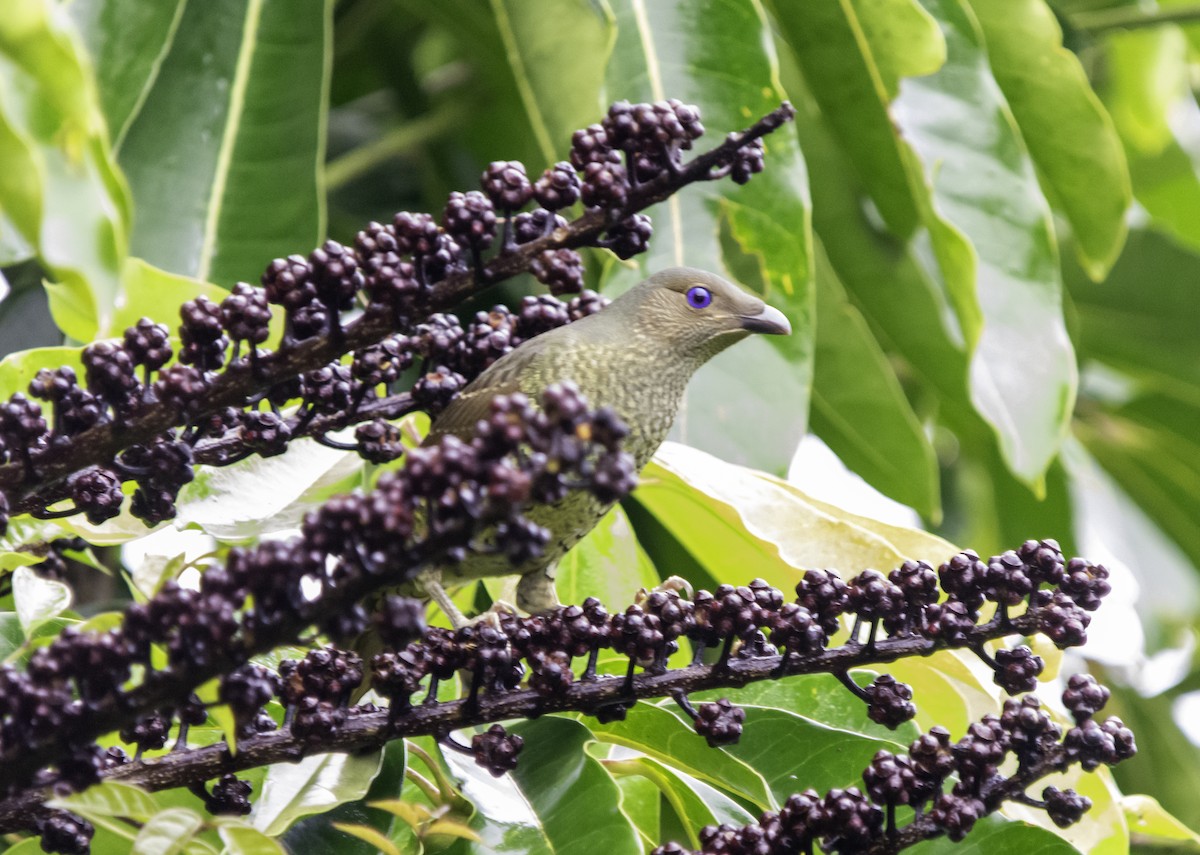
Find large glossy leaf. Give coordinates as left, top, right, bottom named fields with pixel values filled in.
left=107, top=257, right=233, bottom=337
left=634, top=442, right=957, bottom=597
left=789, top=71, right=972, bottom=414
left=67, top=0, right=188, bottom=149
left=966, top=0, right=1129, bottom=279
left=1099, top=27, right=1200, bottom=253
left=131, top=808, right=205, bottom=855
left=1066, top=228, right=1200, bottom=394
left=51, top=781, right=161, bottom=840
left=216, top=823, right=288, bottom=855
left=12, top=566, right=71, bottom=636
left=894, top=0, right=1076, bottom=486
left=0, top=345, right=84, bottom=398
left=399, top=0, right=611, bottom=169
left=441, top=717, right=641, bottom=854
left=723, top=706, right=904, bottom=803
left=608, top=755, right=755, bottom=849
left=280, top=739, right=408, bottom=855
left=1123, top=794, right=1200, bottom=848
left=116, top=0, right=329, bottom=286
left=604, top=0, right=813, bottom=474
left=252, top=750, right=383, bottom=837
left=583, top=701, right=775, bottom=809
left=1074, top=395, right=1200, bottom=600
left=174, top=439, right=362, bottom=540
left=910, top=815, right=1088, bottom=855
left=767, top=0, right=943, bottom=237
left=695, top=672, right=921, bottom=744
left=810, top=240, right=939, bottom=518
left=0, top=0, right=131, bottom=340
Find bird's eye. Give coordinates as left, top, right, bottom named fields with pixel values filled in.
left=686, top=286, right=713, bottom=309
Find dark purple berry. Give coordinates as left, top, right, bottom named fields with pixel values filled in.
left=482, top=161, right=533, bottom=210
left=533, top=162, right=582, bottom=210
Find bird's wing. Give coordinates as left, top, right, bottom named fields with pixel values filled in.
left=424, top=331, right=565, bottom=444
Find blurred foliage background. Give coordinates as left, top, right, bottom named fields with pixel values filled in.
left=3, top=0, right=1200, bottom=852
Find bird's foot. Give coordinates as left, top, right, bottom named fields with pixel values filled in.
left=459, top=600, right=519, bottom=631
left=636, top=574, right=694, bottom=605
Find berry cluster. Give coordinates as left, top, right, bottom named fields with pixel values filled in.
left=0, top=536, right=1126, bottom=852
left=0, top=385, right=635, bottom=812
left=0, top=100, right=795, bottom=536
left=652, top=679, right=1132, bottom=855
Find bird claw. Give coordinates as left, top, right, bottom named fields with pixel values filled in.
left=636, top=575, right=693, bottom=604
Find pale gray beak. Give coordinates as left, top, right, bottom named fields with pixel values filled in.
left=739, top=303, right=791, bottom=336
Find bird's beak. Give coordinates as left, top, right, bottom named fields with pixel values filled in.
left=739, top=303, right=791, bottom=336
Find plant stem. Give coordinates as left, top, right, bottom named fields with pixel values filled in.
left=1069, top=4, right=1200, bottom=34
left=324, top=106, right=464, bottom=191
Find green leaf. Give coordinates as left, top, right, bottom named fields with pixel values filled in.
left=910, top=814, right=1085, bottom=855
left=131, top=808, right=205, bottom=855
left=1102, top=27, right=1181, bottom=155
left=401, top=0, right=610, bottom=170
left=67, top=0, right=189, bottom=149
left=0, top=345, right=84, bottom=398
left=175, top=438, right=362, bottom=540
left=482, top=0, right=612, bottom=165
left=608, top=756, right=754, bottom=849
left=1073, top=399, right=1200, bottom=618
left=439, top=717, right=640, bottom=854
left=604, top=0, right=813, bottom=474
left=792, top=73, right=972, bottom=418
left=810, top=240, right=939, bottom=517
left=252, top=750, right=383, bottom=837
left=614, top=774, right=659, bottom=847
left=1102, top=28, right=1200, bottom=253
left=12, top=566, right=71, bottom=636
left=1067, top=228, right=1200, bottom=394
left=582, top=701, right=774, bottom=809
left=116, top=0, right=329, bottom=286
left=635, top=442, right=956, bottom=597
left=0, top=551, right=42, bottom=574
left=1124, top=794, right=1200, bottom=848
left=107, top=257, right=234, bottom=338
left=51, top=781, right=161, bottom=827
left=330, top=823, right=404, bottom=855
left=0, top=0, right=131, bottom=340
left=696, top=672, right=921, bottom=744
left=0, top=612, right=24, bottom=659
left=555, top=504, right=659, bottom=610
left=278, top=730, right=408, bottom=854
left=724, top=706, right=907, bottom=803
left=215, top=821, right=288, bottom=855
left=896, top=0, right=1075, bottom=486
left=965, top=0, right=1129, bottom=280
left=768, top=0, right=943, bottom=236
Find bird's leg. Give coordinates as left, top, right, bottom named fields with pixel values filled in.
left=516, top=564, right=560, bottom=615
left=414, top=568, right=471, bottom=629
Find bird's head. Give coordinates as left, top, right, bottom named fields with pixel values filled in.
left=619, top=267, right=791, bottom=362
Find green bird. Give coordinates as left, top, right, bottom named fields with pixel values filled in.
left=413, top=266, right=791, bottom=624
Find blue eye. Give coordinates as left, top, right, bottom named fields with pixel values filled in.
left=686, top=286, right=713, bottom=309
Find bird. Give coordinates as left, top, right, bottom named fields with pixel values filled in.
left=410, top=266, right=791, bottom=625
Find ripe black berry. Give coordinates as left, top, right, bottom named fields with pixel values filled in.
left=472, top=723, right=523, bottom=776
left=530, top=248, right=584, bottom=296
left=482, top=161, right=533, bottom=210
left=442, top=191, right=497, bottom=251
left=601, top=213, right=653, bottom=259
left=533, top=161, right=582, bottom=210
